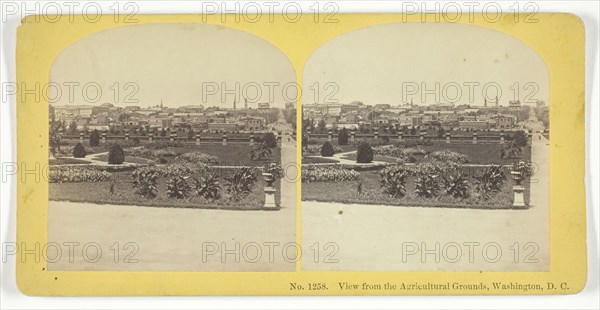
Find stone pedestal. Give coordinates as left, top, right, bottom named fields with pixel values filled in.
left=125, top=133, right=130, bottom=141
left=149, top=134, right=153, bottom=142
left=170, top=134, right=175, bottom=143
left=472, top=132, right=478, bottom=144
left=263, top=186, right=277, bottom=210
left=500, top=131, right=505, bottom=144
left=196, top=134, right=201, bottom=145
left=222, top=134, right=228, bottom=146
left=262, top=172, right=277, bottom=210
left=101, top=133, right=106, bottom=144
left=350, top=131, right=356, bottom=142
left=446, top=132, right=451, bottom=144
left=512, top=185, right=526, bottom=208
left=398, top=132, right=403, bottom=142
left=249, top=134, right=254, bottom=146
left=79, top=133, right=84, bottom=143
left=327, top=131, right=332, bottom=142
left=374, top=130, right=379, bottom=140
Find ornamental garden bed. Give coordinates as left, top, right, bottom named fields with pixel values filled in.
left=49, top=165, right=280, bottom=210
left=301, top=164, right=530, bottom=210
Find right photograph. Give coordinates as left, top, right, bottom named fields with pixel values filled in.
left=301, top=23, right=550, bottom=272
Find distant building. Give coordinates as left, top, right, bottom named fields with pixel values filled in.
left=257, top=102, right=270, bottom=110
left=509, top=100, right=522, bottom=112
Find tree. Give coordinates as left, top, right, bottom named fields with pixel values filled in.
left=410, top=126, right=417, bottom=135
left=250, top=142, right=272, bottom=161
left=338, top=128, right=349, bottom=145
left=356, top=141, right=373, bottom=163
left=49, top=118, right=62, bottom=158
left=89, top=129, right=100, bottom=147
left=437, top=127, right=445, bottom=138
left=73, top=143, right=87, bottom=158
left=68, top=120, right=78, bottom=134
left=262, top=132, right=277, bottom=148
left=108, top=144, right=125, bottom=164
left=317, top=119, right=326, bottom=133
left=320, top=142, right=335, bottom=157
left=501, top=130, right=528, bottom=159
left=512, top=130, right=528, bottom=147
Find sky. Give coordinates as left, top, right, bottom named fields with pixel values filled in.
left=50, top=23, right=296, bottom=109
left=303, top=22, right=549, bottom=107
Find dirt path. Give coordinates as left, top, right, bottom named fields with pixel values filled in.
left=302, top=134, right=549, bottom=271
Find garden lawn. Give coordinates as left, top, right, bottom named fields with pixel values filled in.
left=302, top=169, right=530, bottom=210
left=94, top=154, right=155, bottom=165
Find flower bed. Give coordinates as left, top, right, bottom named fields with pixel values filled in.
left=301, top=165, right=360, bottom=183
left=424, top=150, right=470, bottom=164
left=177, top=152, right=220, bottom=165
left=49, top=166, right=112, bottom=183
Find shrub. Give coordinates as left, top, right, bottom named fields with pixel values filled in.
left=338, top=128, right=349, bottom=145
left=193, top=172, right=221, bottom=200
left=166, top=176, right=191, bottom=199
left=72, top=143, right=87, bottom=158
left=301, top=165, right=360, bottom=183
left=226, top=167, right=258, bottom=201
left=443, top=172, right=470, bottom=198
left=414, top=174, right=440, bottom=198
left=475, top=165, right=507, bottom=199
left=356, top=141, right=373, bottom=163
left=178, top=152, right=220, bottom=165
left=380, top=166, right=410, bottom=198
left=320, top=142, right=335, bottom=157
left=57, top=145, right=95, bottom=157
left=131, top=169, right=159, bottom=198
left=89, top=130, right=100, bottom=147
left=108, top=144, right=125, bottom=164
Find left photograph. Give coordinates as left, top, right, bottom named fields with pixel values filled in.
left=47, top=24, right=297, bottom=271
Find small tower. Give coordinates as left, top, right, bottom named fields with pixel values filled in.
left=233, top=99, right=237, bottom=110
left=484, top=98, right=487, bottom=108
left=244, top=98, right=248, bottom=110
left=495, top=96, right=499, bottom=107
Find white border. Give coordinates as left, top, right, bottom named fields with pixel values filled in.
left=0, top=1, right=598, bottom=309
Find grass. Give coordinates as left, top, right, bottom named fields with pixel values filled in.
left=302, top=168, right=530, bottom=210
left=49, top=158, right=92, bottom=165
left=65, top=142, right=281, bottom=166
left=94, top=154, right=155, bottom=165
left=49, top=168, right=280, bottom=211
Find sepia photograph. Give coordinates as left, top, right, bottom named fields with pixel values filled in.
left=301, top=23, right=550, bottom=271
left=46, top=23, right=298, bottom=271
